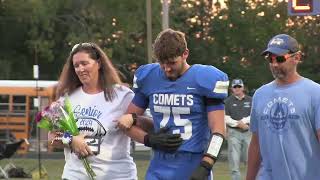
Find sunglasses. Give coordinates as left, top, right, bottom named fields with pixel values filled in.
left=232, top=85, right=243, bottom=88
left=71, top=42, right=100, bottom=59
left=264, top=53, right=296, bottom=64
left=71, top=42, right=95, bottom=52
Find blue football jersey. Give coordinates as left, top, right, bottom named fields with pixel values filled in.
left=132, top=63, right=229, bottom=152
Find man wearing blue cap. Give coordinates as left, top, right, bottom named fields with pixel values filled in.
left=225, top=79, right=252, bottom=180
left=246, top=34, right=320, bottom=180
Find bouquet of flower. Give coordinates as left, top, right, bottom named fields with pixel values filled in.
left=35, top=96, right=96, bottom=180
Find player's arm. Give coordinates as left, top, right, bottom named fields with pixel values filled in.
left=203, top=109, right=226, bottom=164
left=190, top=104, right=226, bottom=180
left=118, top=103, right=150, bottom=143
left=117, top=103, right=154, bottom=132
left=246, top=132, right=261, bottom=180
left=190, top=65, right=229, bottom=180
left=118, top=103, right=183, bottom=152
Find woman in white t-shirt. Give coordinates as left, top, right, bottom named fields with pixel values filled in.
left=49, top=42, right=137, bottom=180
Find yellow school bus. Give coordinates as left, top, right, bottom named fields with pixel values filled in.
left=0, top=80, right=57, bottom=153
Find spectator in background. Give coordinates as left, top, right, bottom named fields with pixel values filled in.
left=225, top=78, right=252, bottom=180
left=246, top=34, right=320, bottom=180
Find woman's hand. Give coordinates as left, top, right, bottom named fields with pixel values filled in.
left=117, top=114, right=134, bottom=130
left=71, top=134, right=93, bottom=157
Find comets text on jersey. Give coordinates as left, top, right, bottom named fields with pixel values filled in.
left=153, top=94, right=194, bottom=106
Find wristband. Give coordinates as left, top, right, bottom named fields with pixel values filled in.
left=62, top=132, right=73, bottom=146
left=131, top=113, right=137, bottom=126
left=204, top=132, right=225, bottom=160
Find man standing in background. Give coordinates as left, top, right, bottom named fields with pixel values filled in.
left=246, top=34, right=320, bottom=180
left=225, top=79, right=252, bottom=180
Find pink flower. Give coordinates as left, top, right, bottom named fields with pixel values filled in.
left=35, top=111, right=42, bottom=122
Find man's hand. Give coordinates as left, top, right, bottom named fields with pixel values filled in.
left=190, top=161, right=212, bottom=180
left=237, top=121, right=249, bottom=131
left=144, top=127, right=183, bottom=152
left=117, top=114, right=134, bottom=130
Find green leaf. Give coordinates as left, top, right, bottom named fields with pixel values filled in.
left=37, top=117, right=53, bottom=131
left=56, top=96, right=79, bottom=136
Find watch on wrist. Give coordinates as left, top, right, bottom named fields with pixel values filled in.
left=131, top=113, right=137, bottom=126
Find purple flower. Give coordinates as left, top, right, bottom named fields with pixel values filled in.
left=35, top=112, right=42, bottom=123
left=44, top=105, right=50, bottom=111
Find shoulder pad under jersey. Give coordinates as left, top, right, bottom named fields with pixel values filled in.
left=133, top=63, right=160, bottom=92
left=194, top=64, right=229, bottom=99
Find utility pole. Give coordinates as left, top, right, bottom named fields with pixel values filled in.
left=146, top=0, right=152, bottom=64
left=162, top=0, right=170, bottom=30
left=33, top=45, right=42, bottom=179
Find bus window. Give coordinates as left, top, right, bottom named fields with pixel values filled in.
left=0, top=95, right=9, bottom=116
left=12, top=95, right=26, bottom=117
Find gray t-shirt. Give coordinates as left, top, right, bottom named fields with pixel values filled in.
left=225, top=95, right=252, bottom=121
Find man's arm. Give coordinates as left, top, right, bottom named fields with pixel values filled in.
left=203, top=109, right=226, bottom=164
left=118, top=103, right=183, bottom=151
left=190, top=110, right=226, bottom=180
left=241, top=116, right=250, bottom=124
left=225, top=115, right=239, bottom=127
left=246, top=132, right=261, bottom=180
left=317, top=129, right=320, bottom=143
left=118, top=103, right=149, bottom=143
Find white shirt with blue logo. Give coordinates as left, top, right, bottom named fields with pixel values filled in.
left=62, top=85, right=137, bottom=180
left=250, top=78, right=320, bottom=180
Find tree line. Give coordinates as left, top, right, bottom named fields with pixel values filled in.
left=0, top=0, right=319, bottom=90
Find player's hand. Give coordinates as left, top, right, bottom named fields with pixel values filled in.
left=71, top=134, right=93, bottom=157
left=144, top=127, right=183, bottom=152
left=189, top=161, right=211, bottom=180
left=117, top=114, right=134, bottom=130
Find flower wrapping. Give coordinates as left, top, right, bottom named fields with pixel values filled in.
left=35, top=96, right=96, bottom=180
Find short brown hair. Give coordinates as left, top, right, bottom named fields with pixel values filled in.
left=153, top=29, right=187, bottom=62
left=56, top=42, right=122, bottom=101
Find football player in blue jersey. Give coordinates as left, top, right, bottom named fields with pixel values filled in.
left=117, top=29, right=229, bottom=180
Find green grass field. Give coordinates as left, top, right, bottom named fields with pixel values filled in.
left=0, top=151, right=246, bottom=180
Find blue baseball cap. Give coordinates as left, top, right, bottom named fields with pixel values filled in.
left=261, top=34, right=299, bottom=56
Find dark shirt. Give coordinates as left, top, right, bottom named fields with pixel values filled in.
left=224, top=95, right=252, bottom=121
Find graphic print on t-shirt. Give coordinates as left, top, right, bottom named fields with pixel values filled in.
left=261, top=97, right=300, bottom=133
left=73, top=104, right=108, bottom=154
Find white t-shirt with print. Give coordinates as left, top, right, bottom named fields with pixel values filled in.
left=62, top=85, right=137, bottom=180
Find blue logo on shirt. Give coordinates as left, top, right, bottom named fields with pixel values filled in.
left=261, top=97, right=300, bottom=133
